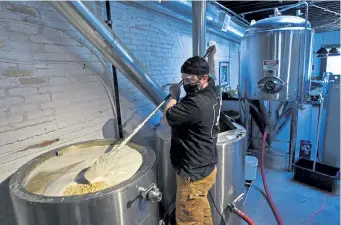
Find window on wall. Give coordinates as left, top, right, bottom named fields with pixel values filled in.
left=326, top=55, right=341, bottom=75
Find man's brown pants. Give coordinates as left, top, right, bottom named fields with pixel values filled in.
left=176, top=168, right=217, bottom=225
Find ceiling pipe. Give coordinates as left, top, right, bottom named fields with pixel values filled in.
left=192, top=1, right=206, bottom=56
left=137, top=1, right=246, bottom=43
left=208, top=1, right=250, bottom=26
left=50, top=1, right=167, bottom=108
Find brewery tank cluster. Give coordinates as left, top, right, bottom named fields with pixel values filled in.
left=7, top=1, right=249, bottom=225
left=6, top=1, right=317, bottom=225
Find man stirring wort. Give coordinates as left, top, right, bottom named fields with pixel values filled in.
left=163, top=54, right=221, bottom=225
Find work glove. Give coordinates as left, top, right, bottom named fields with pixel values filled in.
left=169, top=83, right=181, bottom=100
left=205, top=44, right=216, bottom=57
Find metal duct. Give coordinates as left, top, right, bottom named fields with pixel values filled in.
left=137, top=1, right=246, bottom=43
left=51, top=1, right=167, bottom=108
left=192, top=1, right=206, bottom=56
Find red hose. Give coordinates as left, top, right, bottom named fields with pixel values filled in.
left=261, top=130, right=284, bottom=225
left=235, top=209, right=256, bottom=225
left=307, top=193, right=340, bottom=225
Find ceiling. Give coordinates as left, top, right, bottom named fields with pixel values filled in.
left=218, top=1, right=340, bottom=33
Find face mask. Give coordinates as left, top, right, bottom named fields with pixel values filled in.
left=184, top=81, right=202, bottom=94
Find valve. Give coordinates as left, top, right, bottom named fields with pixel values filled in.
left=228, top=193, right=256, bottom=225
left=138, top=183, right=162, bottom=203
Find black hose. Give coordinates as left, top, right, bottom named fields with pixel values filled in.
left=208, top=191, right=227, bottom=225
left=162, top=194, right=176, bottom=221
left=105, top=1, right=124, bottom=139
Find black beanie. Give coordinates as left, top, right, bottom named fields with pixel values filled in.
left=181, top=56, right=209, bottom=76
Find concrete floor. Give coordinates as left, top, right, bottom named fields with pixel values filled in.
left=241, top=168, right=340, bottom=225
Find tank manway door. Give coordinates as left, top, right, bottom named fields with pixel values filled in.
left=258, top=76, right=284, bottom=94
left=257, top=60, right=285, bottom=94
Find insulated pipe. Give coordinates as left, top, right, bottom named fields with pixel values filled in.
left=192, top=1, right=206, bottom=56
left=51, top=1, right=167, bottom=108
left=136, top=1, right=246, bottom=43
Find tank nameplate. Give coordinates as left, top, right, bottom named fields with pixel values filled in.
left=258, top=76, right=284, bottom=94
left=263, top=60, right=279, bottom=71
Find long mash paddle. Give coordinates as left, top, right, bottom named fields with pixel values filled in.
left=84, top=80, right=183, bottom=183
left=84, top=50, right=212, bottom=183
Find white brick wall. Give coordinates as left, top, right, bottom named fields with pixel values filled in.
left=0, top=1, right=240, bottom=224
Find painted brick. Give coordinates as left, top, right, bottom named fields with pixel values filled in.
left=26, top=109, right=54, bottom=121
left=82, top=92, right=107, bottom=102
left=0, top=78, right=18, bottom=88
left=51, top=90, right=83, bottom=100
left=40, top=97, right=80, bottom=111
left=8, top=87, right=38, bottom=96
left=33, top=67, right=93, bottom=77
left=32, top=53, right=77, bottom=62
left=4, top=3, right=39, bottom=17
left=0, top=131, right=56, bottom=156
left=30, top=34, right=59, bottom=44
left=49, top=77, right=72, bottom=85
left=43, top=43, right=90, bottom=54
left=19, top=1, right=52, bottom=10
left=72, top=75, right=100, bottom=83
left=0, top=11, right=31, bottom=24
left=42, top=20, right=76, bottom=32
left=39, top=9, right=67, bottom=22
left=24, top=94, right=50, bottom=104
left=0, top=89, right=5, bottom=97
left=2, top=68, right=33, bottom=77
left=19, top=77, right=46, bottom=85
left=55, top=120, right=100, bottom=141
left=2, top=41, right=41, bottom=53
left=0, top=51, right=33, bottom=62
left=4, top=117, right=54, bottom=133
left=38, top=84, right=79, bottom=94
left=0, top=121, right=57, bottom=146
left=56, top=108, right=110, bottom=130
left=0, top=114, right=24, bottom=127
left=58, top=37, right=83, bottom=46
left=9, top=103, right=38, bottom=114
left=10, top=23, right=38, bottom=34
left=0, top=97, right=23, bottom=106
left=54, top=98, right=110, bottom=115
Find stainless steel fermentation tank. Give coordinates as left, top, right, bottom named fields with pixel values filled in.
left=9, top=140, right=161, bottom=225
left=240, top=16, right=314, bottom=101
left=240, top=15, right=314, bottom=151
left=155, top=124, right=247, bottom=225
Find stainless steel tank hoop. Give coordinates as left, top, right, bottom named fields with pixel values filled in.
left=138, top=183, right=162, bottom=203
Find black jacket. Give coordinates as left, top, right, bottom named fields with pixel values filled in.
left=166, top=80, right=221, bottom=181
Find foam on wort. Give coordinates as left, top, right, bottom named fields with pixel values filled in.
left=24, top=144, right=142, bottom=196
